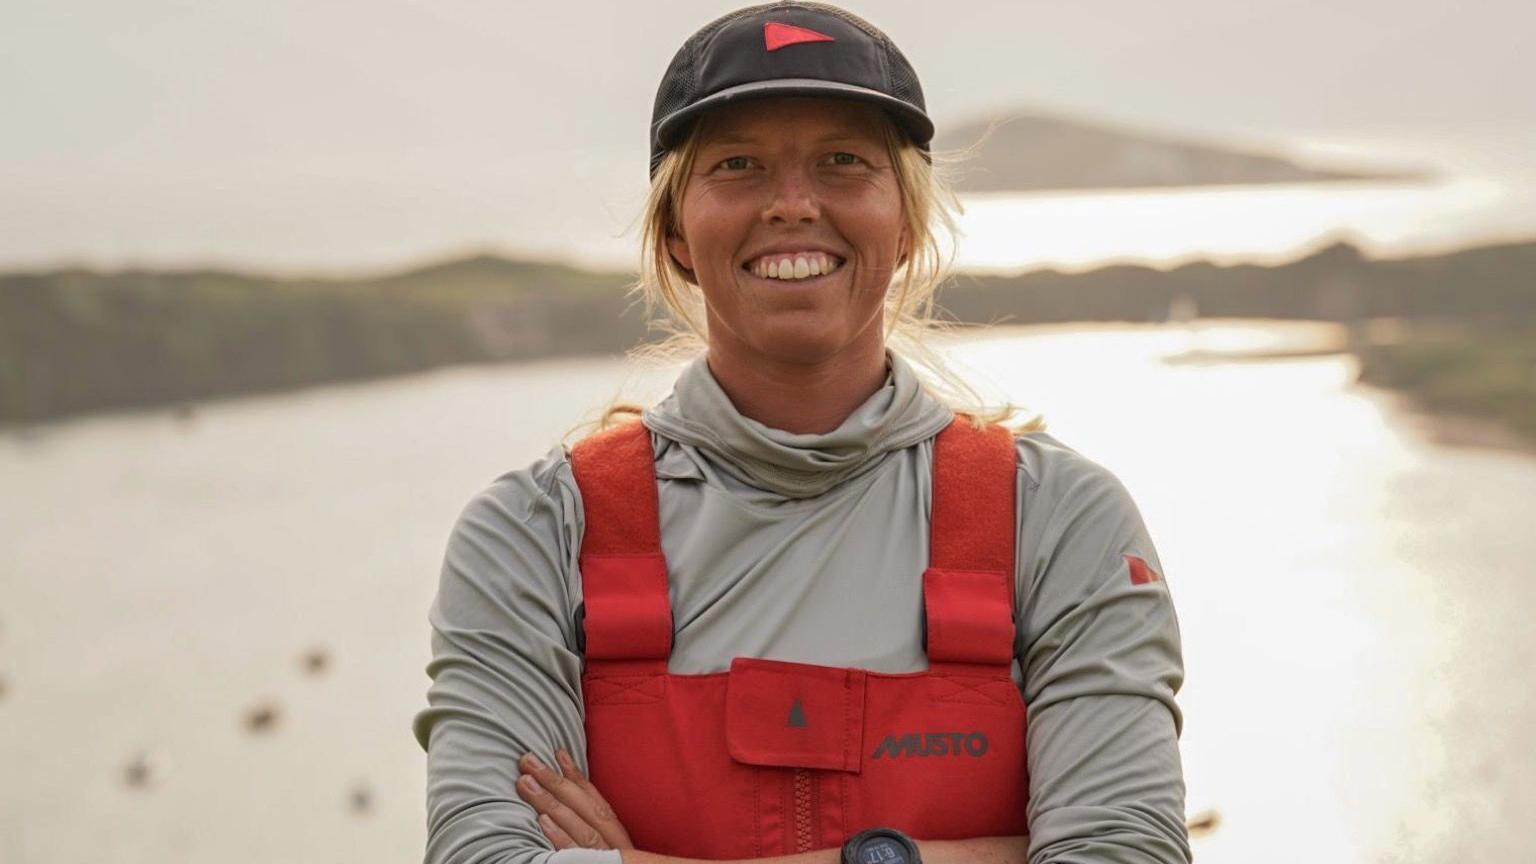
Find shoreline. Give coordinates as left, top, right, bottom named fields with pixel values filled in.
left=1380, top=392, right=1536, bottom=456
left=1152, top=317, right=1536, bottom=457
left=7, top=236, right=1535, bottom=427
left=8, top=317, right=1534, bottom=462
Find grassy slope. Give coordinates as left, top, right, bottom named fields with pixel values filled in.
left=0, top=257, right=645, bottom=424
left=1354, top=321, right=1536, bottom=443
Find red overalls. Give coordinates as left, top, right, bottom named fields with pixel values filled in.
left=568, top=416, right=1029, bottom=859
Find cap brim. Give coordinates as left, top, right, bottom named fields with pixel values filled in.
left=652, top=78, right=934, bottom=153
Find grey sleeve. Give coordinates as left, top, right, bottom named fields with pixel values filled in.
left=1015, top=437, right=1191, bottom=864
left=410, top=445, right=621, bottom=864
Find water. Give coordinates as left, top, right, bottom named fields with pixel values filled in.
left=2, top=322, right=1534, bottom=863
left=540, top=158, right=1536, bottom=277
left=949, top=176, right=1530, bottom=274
left=939, top=128, right=1536, bottom=275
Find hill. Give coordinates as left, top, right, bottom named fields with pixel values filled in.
left=0, top=257, right=646, bottom=425
left=934, top=109, right=1427, bottom=192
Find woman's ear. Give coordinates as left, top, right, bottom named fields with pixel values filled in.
left=666, top=231, right=695, bottom=274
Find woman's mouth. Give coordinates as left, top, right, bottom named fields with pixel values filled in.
left=742, top=251, right=846, bottom=282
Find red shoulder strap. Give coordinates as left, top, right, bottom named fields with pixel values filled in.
left=568, top=421, right=673, bottom=662
left=923, top=416, right=1018, bottom=666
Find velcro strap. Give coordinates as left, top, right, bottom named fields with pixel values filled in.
left=923, top=417, right=1018, bottom=665
left=923, top=568, right=1015, bottom=665
left=570, top=421, right=662, bottom=555
left=570, top=421, right=673, bottom=660
left=579, top=553, right=672, bottom=660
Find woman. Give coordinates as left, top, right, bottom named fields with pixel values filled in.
left=412, top=3, right=1189, bottom=863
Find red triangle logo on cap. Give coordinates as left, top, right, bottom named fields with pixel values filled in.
left=763, top=21, right=836, bottom=52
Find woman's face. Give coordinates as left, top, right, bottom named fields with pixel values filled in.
left=666, top=96, right=908, bottom=367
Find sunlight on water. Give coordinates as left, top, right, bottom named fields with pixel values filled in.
left=946, top=323, right=1536, bottom=863
left=949, top=178, right=1508, bottom=273
left=505, top=170, right=1534, bottom=276
left=2, top=324, right=1534, bottom=863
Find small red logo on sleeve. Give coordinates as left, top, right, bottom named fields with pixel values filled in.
left=1125, top=554, right=1162, bottom=585
left=764, top=21, right=836, bottom=52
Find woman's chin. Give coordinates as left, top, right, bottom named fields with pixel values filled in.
left=734, top=316, right=884, bottom=367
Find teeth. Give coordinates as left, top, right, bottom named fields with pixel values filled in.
left=750, top=252, right=841, bottom=281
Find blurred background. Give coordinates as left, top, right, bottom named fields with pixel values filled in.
left=3, top=1, right=1534, bottom=861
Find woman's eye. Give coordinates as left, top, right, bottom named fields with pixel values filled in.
left=719, top=156, right=753, bottom=171
left=829, top=152, right=863, bottom=166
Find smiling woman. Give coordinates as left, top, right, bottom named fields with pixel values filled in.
left=412, top=3, right=1190, bottom=864
left=663, top=97, right=908, bottom=424
left=631, top=55, right=992, bottom=436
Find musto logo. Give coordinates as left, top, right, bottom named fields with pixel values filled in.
left=870, top=731, right=989, bottom=759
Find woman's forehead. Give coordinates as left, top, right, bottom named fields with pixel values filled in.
left=697, top=97, right=887, bottom=145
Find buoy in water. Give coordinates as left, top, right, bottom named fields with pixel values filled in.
left=349, top=780, right=373, bottom=816
left=1186, top=808, right=1222, bottom=837
left=243, top=701, right=280, bottom=734
left=123, top=750, right=156, bottom=789
left=301, top=646, right=330, bottom=676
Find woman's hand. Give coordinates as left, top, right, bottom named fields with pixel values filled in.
left=517, top=748, right=636, bottom=852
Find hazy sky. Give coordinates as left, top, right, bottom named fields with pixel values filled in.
left=3, top=0, right=1532, bottom=273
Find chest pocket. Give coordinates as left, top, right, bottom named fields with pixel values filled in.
left=725, top=656, right=866, bottom=773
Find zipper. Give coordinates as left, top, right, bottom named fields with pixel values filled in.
left=792, top=768, right=813, bottom=852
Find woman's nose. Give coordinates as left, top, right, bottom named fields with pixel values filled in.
left=761, top=168, right=820, bottom=224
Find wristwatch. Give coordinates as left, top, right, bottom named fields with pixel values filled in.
left=840, top=826, right=922, bottom=864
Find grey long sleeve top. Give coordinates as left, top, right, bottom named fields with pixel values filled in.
left=412, top=350, right=1190, bottom=864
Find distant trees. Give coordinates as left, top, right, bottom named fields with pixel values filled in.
left=0, top=259, right=646, bottom=424
left=3, top=238, right=1533, bottom=426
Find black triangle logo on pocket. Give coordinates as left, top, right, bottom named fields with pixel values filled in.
left=786, top=698, right=807, bottom=728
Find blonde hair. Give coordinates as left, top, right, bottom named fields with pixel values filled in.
left=584, top=104, right=1046, bottom=438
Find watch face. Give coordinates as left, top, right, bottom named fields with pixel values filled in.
left=855, top=837, right=909, bottom=864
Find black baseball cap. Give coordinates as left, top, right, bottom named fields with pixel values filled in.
left=649, top=1, right=934, bottom=177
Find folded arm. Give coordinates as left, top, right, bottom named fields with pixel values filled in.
left=412, top=449, right=614, bottom=864
left=1013, top=438, right=1192, bottom=864
left=513, top=746, right=1030, bottom=864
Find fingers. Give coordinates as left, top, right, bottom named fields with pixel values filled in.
left=516, top=749, right=633, bottom=850
left=537, top=813, right=578, bottom=850
left=553, top=750, right=632, bottom=843
left=517, top=769, right=608, bottom=849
